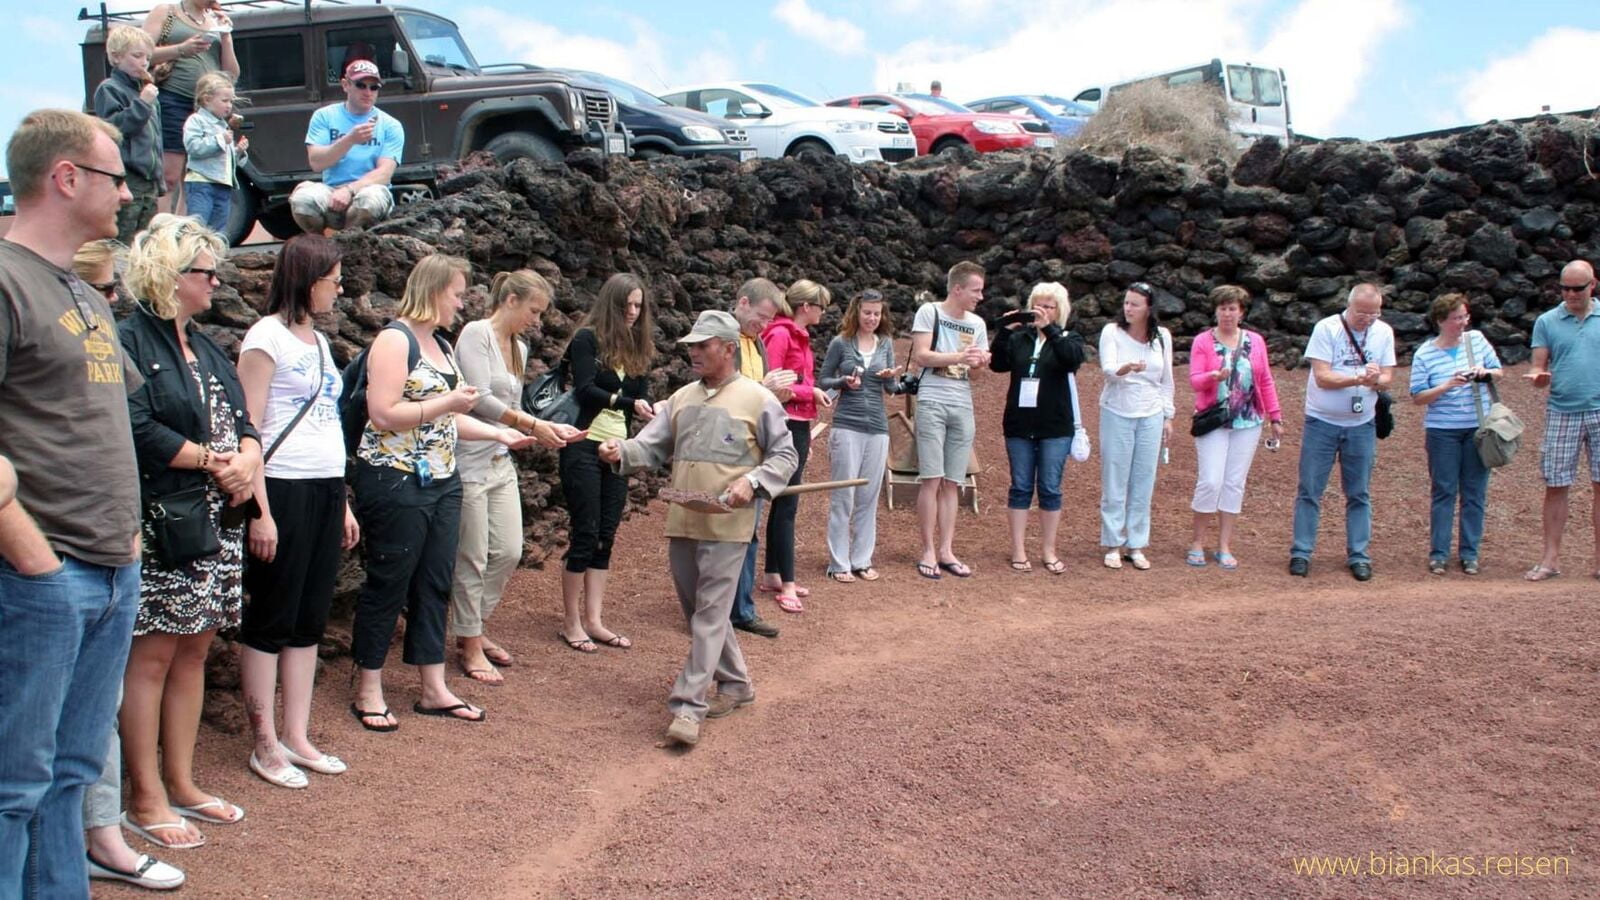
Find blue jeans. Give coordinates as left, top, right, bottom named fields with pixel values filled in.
left=183, top=181, right=233, bottom=234
left=0, top=555, right=139, bottom=899
left=1291, top=416, right=1376, bottom=564
left=1006, top=436, right=1071, bottom=511
left=1099, top=410, right=1163, bottom=548
left=1426, top=427, right=1489, bottom=563
left=731, top=498, right=762, bottom=624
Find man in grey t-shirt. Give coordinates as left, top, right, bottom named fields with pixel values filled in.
left=910, top=261, right=990, bottom=580
left=0, top=109, right=144, bottom=897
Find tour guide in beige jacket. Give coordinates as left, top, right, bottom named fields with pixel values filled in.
left=601, top=309, right=796, bottom=747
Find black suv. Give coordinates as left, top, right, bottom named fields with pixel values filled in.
left=546, top=69, right=753, bottom=161
left=79, top=0, right=629, bottom=245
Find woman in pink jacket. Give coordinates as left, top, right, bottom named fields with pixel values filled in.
left=759, top=279, right=832, bottom=612
left=1186, top=285, right=1284, bottom=569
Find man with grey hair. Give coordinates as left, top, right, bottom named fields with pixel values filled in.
left=1521, top=260, right=1600, bottom=582
left=600, top=310, right=797, bottom=748
left=1289, top=283, right=1395, bottom=580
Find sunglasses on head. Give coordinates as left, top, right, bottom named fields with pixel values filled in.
left=1128, top=282, right=1154, bottom=298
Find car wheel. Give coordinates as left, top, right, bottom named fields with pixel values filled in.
left=786, top=138, right=833, bottom=158
left=484, top=131, right=564, bottom=163
left=255, top=199, right=301, bottom=242
left=221, top=183, right=258, bottom=247
left=932, top=137, right=969, bottom=155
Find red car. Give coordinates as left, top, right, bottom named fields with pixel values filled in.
left=826, top=93, right=1055, bottom=155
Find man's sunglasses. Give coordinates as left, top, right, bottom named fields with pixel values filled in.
left=67, top=161, right=127, bottom=190
left=353, top=81, right=382, bottom=91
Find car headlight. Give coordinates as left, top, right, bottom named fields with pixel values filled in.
left=681, top=125, right=724, bottom=143
left=828, top=120, right=871, bottom=133
left=973, top=119, right=1020, bottom=135
left=568, top=89, right=586, bottom=130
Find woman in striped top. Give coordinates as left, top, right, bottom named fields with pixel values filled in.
left=1409, top=293, right=1502, bottom=576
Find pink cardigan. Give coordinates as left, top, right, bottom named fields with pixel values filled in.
left=1187, top=328, right=1282, bottom=421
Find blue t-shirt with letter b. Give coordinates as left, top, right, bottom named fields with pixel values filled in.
left=304, top=103, right=405, bottom=188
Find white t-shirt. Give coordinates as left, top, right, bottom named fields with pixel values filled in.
left=239, top=315, right=346, bottom=479
left=1302, top=313, right=1397, bottom=427
left=1097, top=323, right=1175, bottom=419
left=911, top=302, right=987, bottom=408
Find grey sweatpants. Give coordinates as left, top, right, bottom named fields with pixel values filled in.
left=667, top=538, right=753, bottom=722
left=826, top=428, right=889, bottom=573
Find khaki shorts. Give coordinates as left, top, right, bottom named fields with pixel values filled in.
left=915, top=399, right=974, bottom=483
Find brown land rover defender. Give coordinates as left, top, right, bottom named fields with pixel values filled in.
left=79, top=0, right=629, bottom=245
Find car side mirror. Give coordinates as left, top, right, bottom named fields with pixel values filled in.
left=738, top=101, right=769, bottom=118
left=391, top=49, right=411, bottom=77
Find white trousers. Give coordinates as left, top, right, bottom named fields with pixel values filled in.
left=1191, top=425, right=1262, bottom=515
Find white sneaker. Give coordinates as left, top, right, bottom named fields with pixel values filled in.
left=88, top=853, right=186, bottom=890
left=665, top=714, right=700, bottom=746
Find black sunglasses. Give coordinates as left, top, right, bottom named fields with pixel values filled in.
left=68, top=160, right=127, bottom=190
left=1559, top=283, right=1592, bottom=293
left=182, top=266, right=219, bottom=280
left=88, top=280, right=119, bottom=298
left=353, top=81, right=382, bottom=91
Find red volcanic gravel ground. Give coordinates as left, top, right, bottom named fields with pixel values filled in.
left=99, top=360, right=1598, bottom=899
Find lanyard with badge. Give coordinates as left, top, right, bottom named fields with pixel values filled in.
left=1018, top=334, right=1046, bottom=408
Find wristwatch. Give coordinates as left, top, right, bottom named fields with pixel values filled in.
left=744, top=472, right=762, bottom=494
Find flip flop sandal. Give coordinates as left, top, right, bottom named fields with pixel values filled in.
left=173, top=797, right=245, bottom=825
left=482, top=646, right=514, bottom=667
left=1103, top=551, right=1123, bottom=570
left=593, top=632, right=632, bottom=649
left=915, top=562, right=942, bottom=580
left=120, top=813, right=205, bottom=850
left=852, top=568, right=881, bottom=581
left=827, top=570, right=857, bottom=583
left=1043, top=559, right=1066, bottom=575
left=1214, top=552, right=1239, bottom=570
left=937, top=560, right=972, bottom=577
left=349, top=703, right=398, bottom=732
left=1523, top=565, right=1561, bottom=582
left=412, top=701, right=486, bottom=722
left=776, top=594, right=805, bottom=614
left=458, top=660, right=503, bottom=684
left=557, top=631, right=598, bottom=653
left=758, top=583, right=811, bottom=598
left=1009, top=559, right=1033, bottom=572
left=1186, top=549, right=1208, bottom=567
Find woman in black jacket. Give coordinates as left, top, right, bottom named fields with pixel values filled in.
left=119, top=214, right=260, bottom=844
left=556, top=273, right=656, bottom=652
left=989, top=281, right=1085, bottom=575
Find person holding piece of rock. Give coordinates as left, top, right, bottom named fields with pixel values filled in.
left=598, top=310, right=797, bottom=749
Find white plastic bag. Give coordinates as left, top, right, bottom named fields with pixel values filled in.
left=1068, top=372, right=1090, bottom=462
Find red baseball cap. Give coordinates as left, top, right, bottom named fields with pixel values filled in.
left=344, top=60, right=383, bottom=84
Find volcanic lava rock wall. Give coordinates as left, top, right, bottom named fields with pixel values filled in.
left=201, top=118, right=1599, bottom=568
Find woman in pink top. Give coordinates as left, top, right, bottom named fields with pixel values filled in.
left=1186, top=285, right=1284, bottom=569
left=759, top=279, right=833, bottom=612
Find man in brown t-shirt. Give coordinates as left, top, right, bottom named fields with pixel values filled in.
left=0, top=109, right=145, bottom=897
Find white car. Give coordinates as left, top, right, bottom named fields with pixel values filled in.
left=659, top=82, right=915, bottom=163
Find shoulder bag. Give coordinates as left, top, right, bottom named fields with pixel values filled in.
left=1338, top=314, right=1394, bottom=439
left=1463, top=332, right=1523, bottom=468
left=1190, top=331, right=1241, bottom=437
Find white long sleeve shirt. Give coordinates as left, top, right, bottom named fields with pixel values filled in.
left=1098, top=323, right=1175, bottom=419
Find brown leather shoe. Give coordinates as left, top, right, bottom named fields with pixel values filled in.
left=665, top=715, right=700, bottom=746
left=706, top=691, right=754, bottom=719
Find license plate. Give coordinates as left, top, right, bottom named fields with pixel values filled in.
left=891, top=135, right=914, bottom=149
left=1034, top=136, right=1056, bottom=148
left=739, top=149, right=758, bottom=161
left=607, top=136, right=625, bottom=155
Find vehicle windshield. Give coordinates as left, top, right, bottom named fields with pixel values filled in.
left=898, top=94, right=970, bottom=115
left=575, top=72, right=665, bottom=107
left=1227, top=66, right=1283, bottom=106
left=398, top=13, right=479, bottom=72
left=745, top=83, right=821, bottom=109
left=1037, top=96, right=1096, bottom=117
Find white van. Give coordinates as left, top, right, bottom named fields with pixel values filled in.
left=1070, top=59, right=1291, bottom=142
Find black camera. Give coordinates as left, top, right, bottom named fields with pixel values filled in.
left=999, top=308, right=1034, bottom=327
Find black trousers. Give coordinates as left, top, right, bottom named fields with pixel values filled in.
left=349, top=462, right=463, bottom=669
left=559, top=440, right=628, bottom=573
left=764, top=419, right=811, bottom=582
left=240, top=477, right=345, bottom=654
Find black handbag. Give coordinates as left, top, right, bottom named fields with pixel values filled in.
left=1191, top=331, right=1241, bottom=438
left=148, top=483, right=221, bottom=567
left=521, top=358, right=580, bottom=426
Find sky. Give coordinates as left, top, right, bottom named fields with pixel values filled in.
left=3, top=0, right=1596, bottom=176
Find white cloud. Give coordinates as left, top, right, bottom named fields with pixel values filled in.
left=1457, top=27, right=1600, bottom=123
left=772, top=0, right=867, bottom=56
left=870, top=0, right=1403, bottom=135
left=1258, top=0, right=1406, bottom=136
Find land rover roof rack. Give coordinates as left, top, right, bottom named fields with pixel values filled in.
left=78, top=0, right=377, bottom=32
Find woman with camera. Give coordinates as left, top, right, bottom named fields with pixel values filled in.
left=989, top=283, right=1085, bottom=574
left=817, top=289, right=904, bottom=582
left=1185, top=285, right=1283, bottom=570
left=1409, top=293, right=1502, bottom=576
left=119, top=215, right=258, bottom=844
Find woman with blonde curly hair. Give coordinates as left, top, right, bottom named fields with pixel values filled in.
left=118, top=214, right=260, bottom=846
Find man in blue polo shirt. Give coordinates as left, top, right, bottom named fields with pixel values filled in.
left=288, top=59, right=405, bottom=233
left=1522, top=260, right=1600, bottom=582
